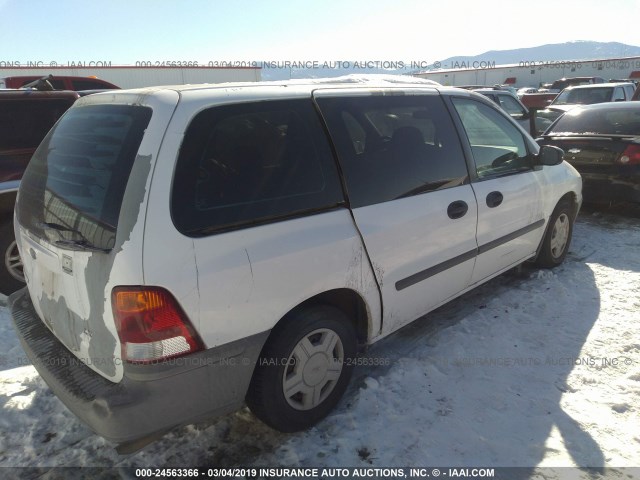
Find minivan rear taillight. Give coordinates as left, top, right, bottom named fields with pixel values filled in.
left=112, top=287, right=204, bottom=363
left=617, top=145, right=640, bottom=165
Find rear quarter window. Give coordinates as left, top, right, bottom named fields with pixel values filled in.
left=171, top=99, right=345, bottom=235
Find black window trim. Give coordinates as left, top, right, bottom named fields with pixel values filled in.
left=310, top=98, right=353, bottom=209
left=190, top=203, right=347, bottom=237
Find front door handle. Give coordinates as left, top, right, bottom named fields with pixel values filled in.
left=486, top=191, right=504, bottom=208
left=447, top=200, right=468, bottom=219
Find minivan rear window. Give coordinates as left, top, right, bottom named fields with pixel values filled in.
left=171, top=99, right=345, bottom=235
left=17, top=104, right=152, bottom=251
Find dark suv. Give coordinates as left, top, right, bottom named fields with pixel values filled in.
left=544, top=76, right=605, bottom=93
left=0, top=89, right=79, bottom=294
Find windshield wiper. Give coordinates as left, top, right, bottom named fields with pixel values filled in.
left=53, top=238, right=111, bottom=253
left=37, top=221, right=111, bottom=253
left=37, top=221, right=81, bottom=234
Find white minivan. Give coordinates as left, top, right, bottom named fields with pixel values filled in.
left=10, top=77, right=581, bottom=452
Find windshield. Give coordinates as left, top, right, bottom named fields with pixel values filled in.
left=545, top=107, right=640, bottom=136
left=17, top=104, right=152, bottom=251
left=553, top=87, right=614, bottom=105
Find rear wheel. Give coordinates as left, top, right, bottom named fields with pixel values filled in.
left=0, top=220, right=25, bottom=295
left=246, top=305, right=357, bottom=432
left=536, top=201, right=574, bottom=268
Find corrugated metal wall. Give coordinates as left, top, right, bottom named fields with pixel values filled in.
left=414, top=56, right=640, bottom=87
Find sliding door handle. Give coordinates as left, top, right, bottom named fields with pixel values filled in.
left=447, top=200, right=469, bottom=219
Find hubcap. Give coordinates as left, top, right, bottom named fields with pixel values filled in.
left=550, top=213, right=570, bottom=259
left=282, top=328, right=344, bottom=411
left=5, top=240, right=24, bottom=282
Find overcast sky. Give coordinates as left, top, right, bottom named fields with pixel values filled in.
left=1, top=0, right=638, bottom=65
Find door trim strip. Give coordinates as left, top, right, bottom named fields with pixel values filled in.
left=395, top=218, right=545, bottom=291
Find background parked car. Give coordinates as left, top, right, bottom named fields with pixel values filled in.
left=0, top=89, right=79, bottom=294
left=1, top=75, right=119, bottom=91
left=535, top=83, right=636, bottom=133
left=520, top=92, right=558, bottom=109
left=537, top=102, right=640, bottom=204
left=551, top=83, right=636, bottom=108
left=539, top=76, right=605, bottom=93
left=517, top=87, right=538, bottom=98
left=469, top=87, right=535, bottom=135
left=522, top=77, right=609, bottom=109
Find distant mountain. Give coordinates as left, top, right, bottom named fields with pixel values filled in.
left=261, top=41, right=640, bottom=80
left=436, top=41, right=640, bottom=70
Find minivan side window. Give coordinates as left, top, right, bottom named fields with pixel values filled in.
left=316, top=95, right=469, bottom=208
left=622, top=85, right=634, bottom=100
left=171, top=100, right=344, bottom=235
left=498, top=94, right=527, bottom=119
left=613, top=87, right=625, bottom=101
left=451, top=98, right=531, bottom=179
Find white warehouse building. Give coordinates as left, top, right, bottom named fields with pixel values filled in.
left=413, top=56, right=640, bottom=88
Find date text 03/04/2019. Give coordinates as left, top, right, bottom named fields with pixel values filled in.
left=132, top=60, right=433, bottom=69
left=518, top=59, right=640, bottom=69
left=133, top=467, right=497, bottom=478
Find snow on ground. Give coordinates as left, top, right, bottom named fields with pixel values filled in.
left=0, top=207, right=639, bottom=474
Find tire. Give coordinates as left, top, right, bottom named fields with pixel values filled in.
left=0, top=219, right=25, bottom=296
left=536, top=200, right=574, bottom=268
left=246, top=305, right=357, bottom=432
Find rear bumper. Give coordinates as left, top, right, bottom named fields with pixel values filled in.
left=579, top=170, right=640, bottom=203
left=9, top=288, right=269, bottom=450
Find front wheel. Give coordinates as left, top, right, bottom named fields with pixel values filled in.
left=536, top=201, right=574, bottom=268
left=246, top=305, right=357, bottom=432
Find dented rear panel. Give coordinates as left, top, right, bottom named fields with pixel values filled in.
left=14, top=90, right=180, bottom=381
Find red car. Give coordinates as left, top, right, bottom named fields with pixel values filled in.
left=2, top=75, right=119, bottom=91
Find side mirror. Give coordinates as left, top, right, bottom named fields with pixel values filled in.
left=537, top=145, right=564, bottom=166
